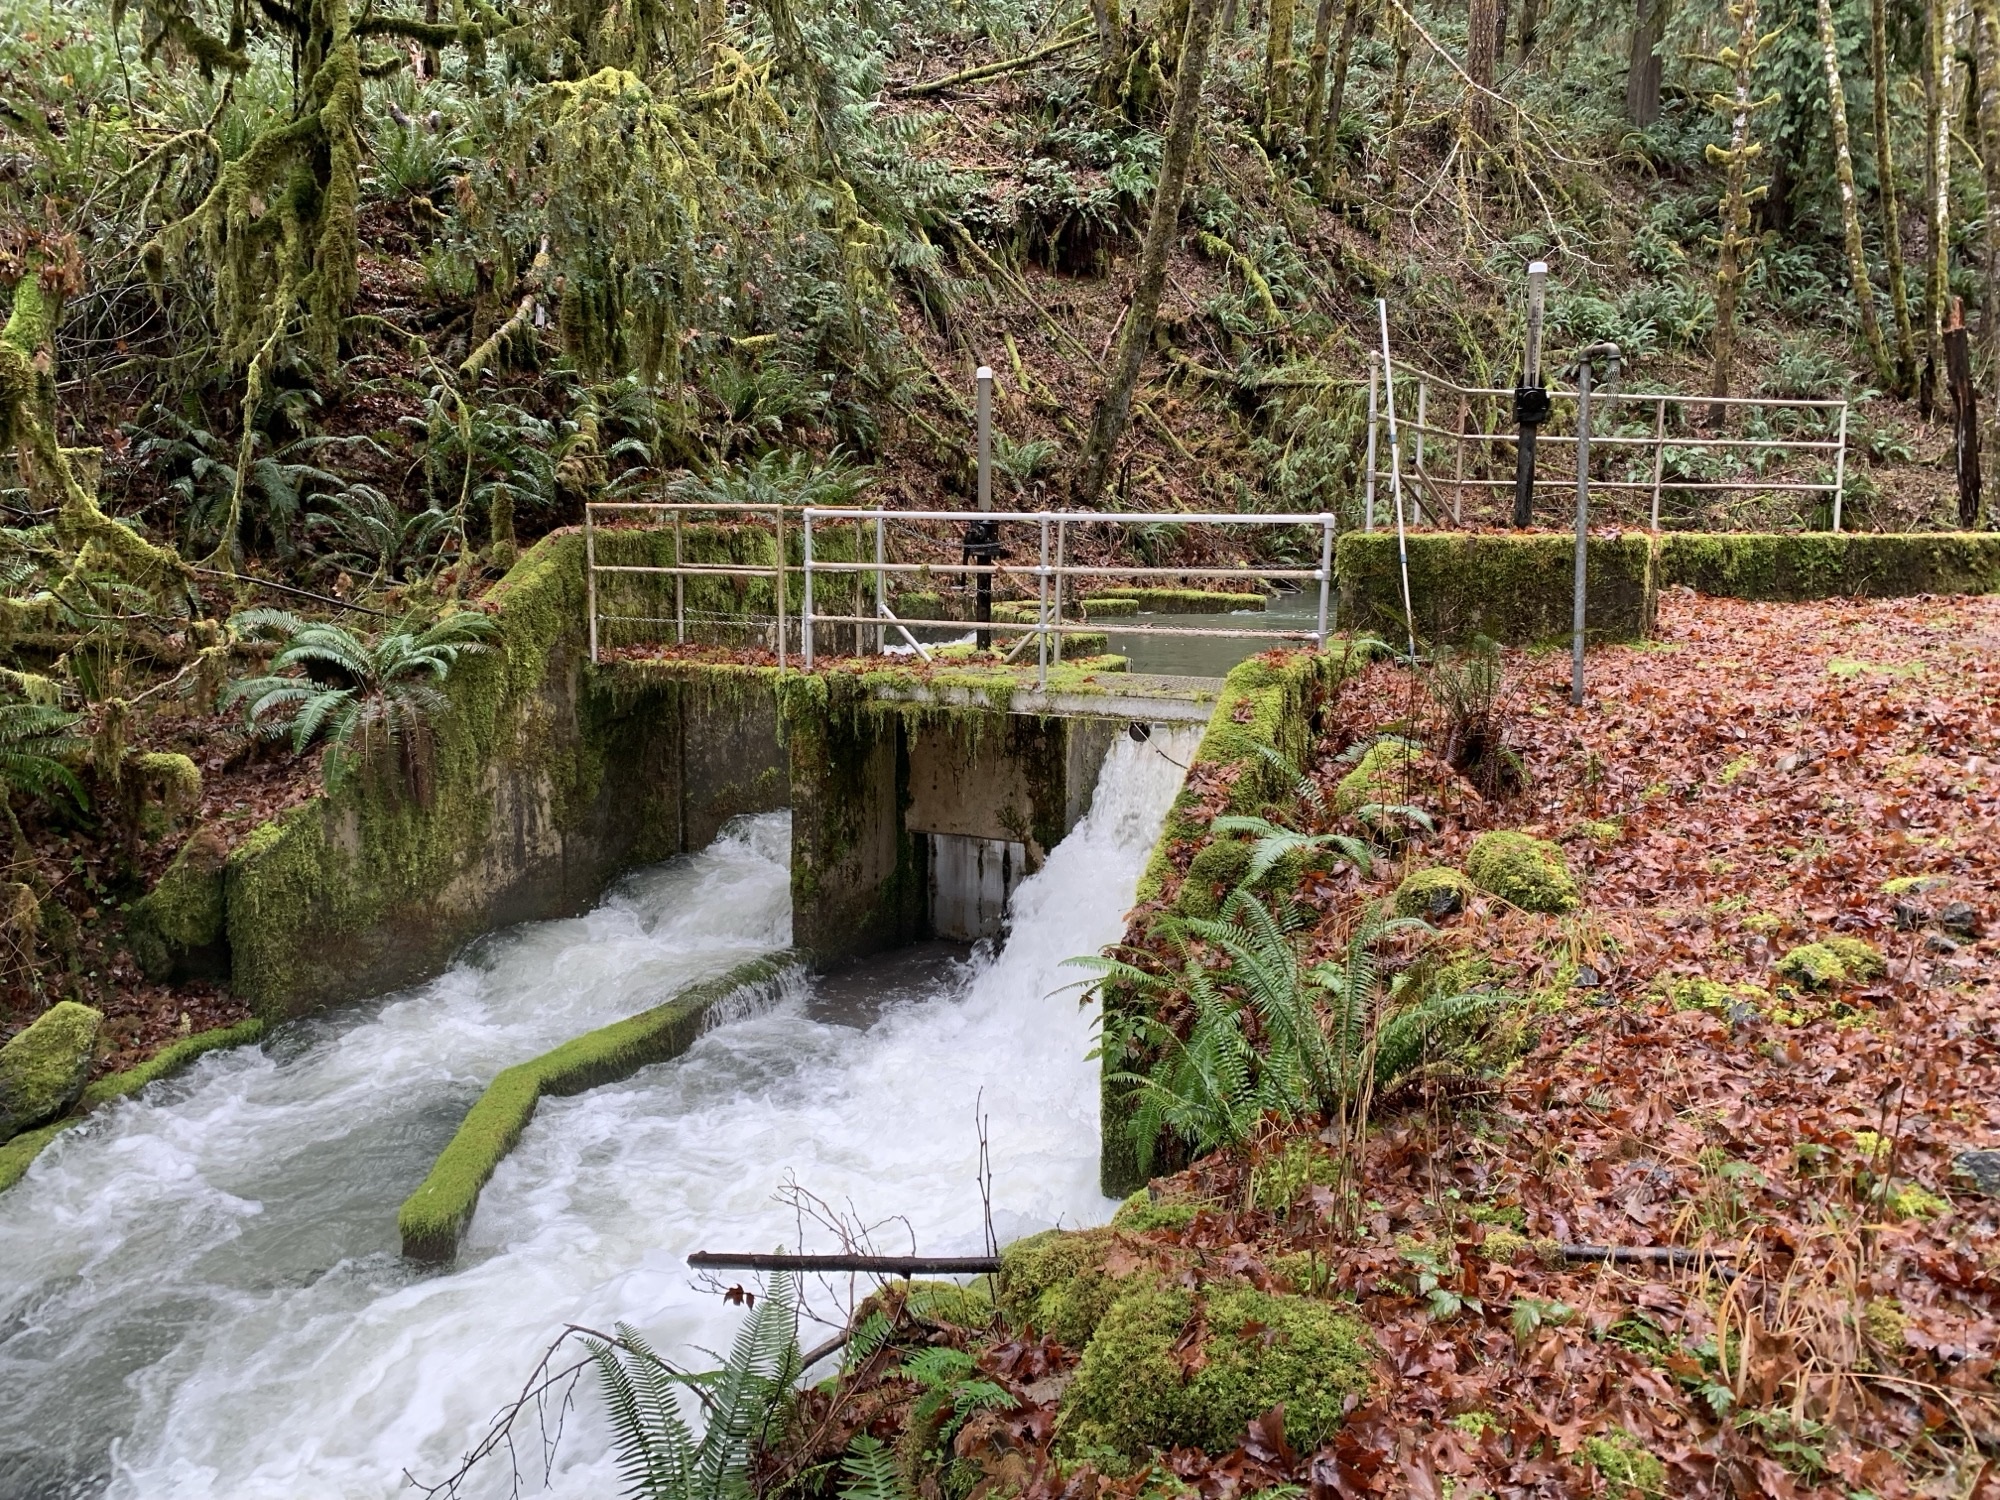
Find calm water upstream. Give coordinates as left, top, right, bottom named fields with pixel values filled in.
left=0, top=726, right=1197, bottom=1499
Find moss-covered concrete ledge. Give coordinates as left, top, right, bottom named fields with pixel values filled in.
left=1654, top=531, right=2000, bottom=600
left=399, top=949, right=802, bottom=1263
left=1101, top=646, right=1369, bottom=1197
left=1338, top=531, right=2000, bottom=646
left=217, top=531, right=789, bottom=1017
left=0, top=1020, right=265, bottom=1194
left=1084, top=588, right=1268, bottom=613
left=1337, top=532, right=1657, bottom=647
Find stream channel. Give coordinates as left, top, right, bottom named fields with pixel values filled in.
left=0, top=725, right=1198, bottom=1500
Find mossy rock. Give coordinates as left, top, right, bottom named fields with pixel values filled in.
left=1335, top=736, right=1421, bottom=815
left=1579, top=1427, right=1666, bottom=1497
left=1173, top=838, right=1309, bottom=920
left=129, top=826, right=231, bottom=982
left=1062, top=1281, right=1373, bottom=1455
left=1775, top=936, right=1884, bottom=989
left=1464, top=831, right=1579, bottom=914
left=1394, top=866, right=1474, bottom=919
left=0, top=1001, right=101, bottom=1142
left=893, top=1278, right=996, bottom=1328
left=996, top=1227, right=1133, bottom=1347
left=125, top=752, right=202, bottom=843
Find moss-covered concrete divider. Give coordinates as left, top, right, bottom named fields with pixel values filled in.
left=1654, top=531, right=2000, bottom=600
left=1337, top=532, right=1657, bottom=647
left=0, top=1019, right=264, bottom=1194
left=1085, top=587, right=1267, bottom=613
left=218, top=532, right=789, bottom=1017
left=1102, top=646, right=1365, bottom=1196
left=1339, top=530, right=2000, bottom=647
left=399, top=949, right=802, bottom=1263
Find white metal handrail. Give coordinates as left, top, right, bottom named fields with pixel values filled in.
left=584, top=502, right=1338, bottom=677
left=1363, top=355, right=1851, bottom=533
left=799, top=507, right=1335, bottom=685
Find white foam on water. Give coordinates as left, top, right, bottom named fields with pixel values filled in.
left=0, top=727, right=1195, bottom=1499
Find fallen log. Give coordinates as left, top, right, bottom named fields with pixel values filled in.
left=688, top=1252, right=1003, bottom=1274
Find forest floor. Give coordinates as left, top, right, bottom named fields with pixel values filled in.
left=783, top=589, right=2000, bottom=1499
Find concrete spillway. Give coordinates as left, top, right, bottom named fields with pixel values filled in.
left=0, top=726, right=1196, bottom=1499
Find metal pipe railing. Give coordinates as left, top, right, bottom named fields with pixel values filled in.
left=585, top=502, right=1338, bottom=678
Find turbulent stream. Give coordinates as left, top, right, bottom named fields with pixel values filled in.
left=0, top=726, right=1197, bottom=1500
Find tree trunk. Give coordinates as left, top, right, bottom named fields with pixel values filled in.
left=1626, top=0, right=1666, bottom=125
left=1819, top=0, right=1897, bottom=388
left=1947, top=299, right=1983, bottom=523
left=1923, top=0, right=1960, bottom=416
left=1467, top=0, right=1499, bottom=146
left=1301, top=0, right=1341, bottom=149
left=1078, top=0, right=1223, bottom=503
left=1709, top=0, right=1764, bottom=429
left=1264, top=0, right=1298, bottom=134
left=1383, top=5, right=1413, bottom=194
left=1976, top=0, right=2000, bottom=343
left=1518, top=0, right=1543, bottom=61
left=1315, top=0, right=1366, bottom=184
left=1874, top=0, right=1919, bottom=392
left=1090, top=0, right=1126, bottom=105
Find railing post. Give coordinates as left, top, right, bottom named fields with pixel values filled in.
left=585, top=502, right=599, bottom=664
left=775, top=507, right=788, bottom=673
left=673, top=509, right=685, bottom=645
left=874, top=514, right=887, bottom=654
left=1364, top=352, right=1379, bottom=532
left=854, top=517, right=865, bottom=656
left=801, top=511, right=815, bottom=670
left=1452, top=394, right=1468, bottom=524
left=1832, top=401, right=1849, bottom=532
left=1052, top=518, right=1067, bottom=667
left=1037, top=516, right=1050, bottom=689
left=1316, top=512, right=1333, bottom=647
left=1648, top=396, right=1667, bottom=530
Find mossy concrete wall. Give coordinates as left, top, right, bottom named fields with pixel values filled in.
left=1654, top=531, right=2000, bottom=600
left=1102, top=647, right=1362, bottom=1196
left=222, top=533, right=789, bottom=1018
left=1337, top=532, right=1657, bottom=647
left=1338, top=531, right=2000, bottom=648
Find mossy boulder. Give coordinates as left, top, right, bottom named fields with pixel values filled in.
left=128, top=826, right=231, bottom=982
left=1061, top=1281, right=1373, bottom=1455
left=1394, top=866, right=1474, bottom=919
left=1173, top=837, right=1310, bottom=919
left=1464, top=831, right=1579, bottom=914
left=996, top=1227, right=1130, bottom=1347
left=1775, top=936, right=1885, bottom=989
left=0, top=1001, right=101, bottom=1142
left=1110, top=1188, right=1205, bottom=1233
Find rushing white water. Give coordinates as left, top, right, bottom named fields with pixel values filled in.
left=0, top=725, right=1195, bottom=1500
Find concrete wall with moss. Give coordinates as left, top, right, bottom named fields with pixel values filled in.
left=222, top=534, right=789, bottom=1017
left=1102, top=647, right=1360, bottom=1196
left=1338, top=532, right=2000, bottom=648
left=1337, top=532, right=1657, bottom=647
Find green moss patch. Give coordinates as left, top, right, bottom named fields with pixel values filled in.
left=1579, top=1427, right=1666, bottom=1496
left=1061, top=1281, right=1373, bottom=1456
left=1084, top=588, right=1267, bottom=613
left=1775, top=936, right=1884, bottom=989
left=129, top=826, right=231, bottom=981
left=996, top=1226, right=1131, bottom=1347
left=1338, top=532, right=1656, bottom=647
left=0, top=1001, right=101, bottom=1142
left=1335, top=735, right=1422, bottom=814
left=398, top=949, right=801, bottom=1263
left=1464, top=831, right=1580, bottom=914
left=1656, top=531, right=2000, bottom=601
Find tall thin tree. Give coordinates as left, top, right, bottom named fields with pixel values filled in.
left=1468, top=0, right=1500, bottom=147
left=1923, top=0, right=1962, bottom=413
left=1873, top=0, right=1920, bottom=392
left=1078, top=0, right=1225, bottom=502
left=1627, top=0, right=1669, bottom=125
left=1819, top=0, right=1897, bottom=388
left=1706, top=0, right=1776, bottom=428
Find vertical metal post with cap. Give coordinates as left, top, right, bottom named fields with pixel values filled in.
left=1513, top=260, right=1550, bottom=528
left=974, top=366, right=994, bottom=648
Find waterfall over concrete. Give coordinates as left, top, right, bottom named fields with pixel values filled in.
left=0, top=726, right=1196, bottom=1499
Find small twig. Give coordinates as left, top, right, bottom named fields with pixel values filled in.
left=190, top=565, right=392, bottom=616
left=688, top=1252, right=1002, bottom=1273
left=896, top=26, right=1093, bottom=96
